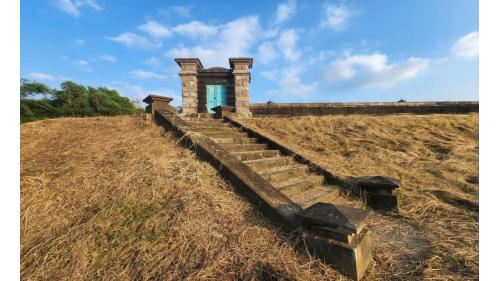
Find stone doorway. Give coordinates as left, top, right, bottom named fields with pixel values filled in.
left=206, top=84, right=227, bottom=113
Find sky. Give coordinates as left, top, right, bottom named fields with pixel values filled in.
left=21, top=0, right=479, bottom=106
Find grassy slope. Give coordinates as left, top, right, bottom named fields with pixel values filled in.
left=239, top=114, right=479, bottom=280
left=21, top=116, right=347, bottom=281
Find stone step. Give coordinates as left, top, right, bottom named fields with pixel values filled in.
left=181, top=113, right=214, bottom=119
left=243, top=156, right=292, bottom=170
left=219, top=143, right=269, bottom=152
left=184, top=119, right=223, bottom=124
left=231, top=150, right=280, bottom=161
left=276, top=175, right=325, bottom=192
left=259, top=164, right=310, bottom=184
left=202, top=131, right=247, bottom=139
left=211, top=137, right=258, bottom=144
left=288, top=185, right=343, bottom=208
left=186, top=123, right=231, bottom=129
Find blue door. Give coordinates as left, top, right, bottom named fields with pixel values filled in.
left=206, top=85, right=227, bottom=113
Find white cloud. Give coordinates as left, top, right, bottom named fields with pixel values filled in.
left=73, top=39, right=85, bottom=46
left=171, top=6, right=191, bottom=18
left=279, top=66, right=317, bottom=96
left=55, top=0, right=103, bottom=17
left=260, top=69, right=279, bottom=80
left=129, top=69, right=166, bottom=80
left=275, top=0, right=296, bottom=24
left=266, top=65, right=317, bottom=98
left=109, top=82, right=180, bottom=106
left=74, top=59, right=92, bottom=71
left=321, top=3, right=352, bottom=31
left=450, top=32, right=479, bottom=59
left=277, top=29, right=301, bottom=61
left=159, top=5, right=192, bottom=19
left=106, top=32, right=161, bottom=49
left=29, top=72, right=54, bottom=81
left=257, top=41, right=279, bottom=64
left=172, top=21, right=219, bottom=39
left=144, top=57, right=162, bottom=68
left=139, top=20, right=172, bottom=38
left=99, top=54, right=117, bottom=63
left=325, top=52, right=430, bottom=88
left=166, top=16, right=259, bottom=67
left=75, top=59, right=89, bottom=66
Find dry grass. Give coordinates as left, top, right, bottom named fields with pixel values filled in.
left=239, top=114, right=479, bottom=280
left=21, top=115, right=350, bottom=281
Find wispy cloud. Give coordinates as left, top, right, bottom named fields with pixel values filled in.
left=106, top=32, right=161, bottom=49
left=171, top=6, right=191, bottom=18
left=109, top=82, right=180, bottom=106
left=172, top=21, right=219, bottom=39
left=450, top=32, right=479, bottom=59
left=144, top=57, right=162, bottom=68
left=55, top=0, right=103, bottom=17
left=74, top=59, right=92, bottom=71
left=325, top=52, right=430, bottom=88
left=129, top=69, right=166, bottom=80
left=267, top=65, right=317, bottom=98
left=29, top=72, right=54, bottom=81
left=99, top=54, right=117, bottom=63
left=277, top=29, right=301, bottom=61
left=321, top=3, right=352, bottom=31
left=139, top=20, right=172, bottom=38
left=72, top=38, right=85, bottom=47
left=257, top=41, right=279, bottom=64
left=275, top=0, right=296, bottom=24
left=159, top=5, right=192, bottom=19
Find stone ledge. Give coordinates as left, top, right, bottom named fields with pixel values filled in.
left=249, top=101, right=479, bottom=116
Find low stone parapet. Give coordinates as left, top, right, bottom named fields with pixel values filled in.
left=250, top=101, right=479, bottom=116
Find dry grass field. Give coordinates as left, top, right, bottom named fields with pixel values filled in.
left=239, top=114, right=479, bottom=280
left=20, top=116, right=347, bottom=281
left=21, top=114, right=478, bottom=280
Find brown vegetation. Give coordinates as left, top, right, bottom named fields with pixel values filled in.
left=239, top=114, right=479, bottom=280
left=21, top=116, right=347, bottom=281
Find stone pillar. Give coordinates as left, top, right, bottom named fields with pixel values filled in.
left=229, top=58, right=253, bottom=116
left=175, top=58, right=203, bottom=115
left=142, top=94, right=173, bottom=123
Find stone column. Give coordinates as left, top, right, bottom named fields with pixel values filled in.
left=175, top=58, right=203, bottom=115
left=229, top=58, right=253, bottom=116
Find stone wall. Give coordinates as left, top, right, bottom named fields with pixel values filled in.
left=249, top=101, right=479, bottom=116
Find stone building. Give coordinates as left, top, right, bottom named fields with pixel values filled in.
left=174, top=57, right=253, bottom=116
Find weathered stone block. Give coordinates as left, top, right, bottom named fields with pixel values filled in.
left=304, top=229, right=373, bottom=281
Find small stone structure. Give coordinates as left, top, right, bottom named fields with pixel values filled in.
left=175, top=58, right=253, bottom=116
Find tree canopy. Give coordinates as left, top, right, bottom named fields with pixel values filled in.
left=20, top=79, right=143, bottom=123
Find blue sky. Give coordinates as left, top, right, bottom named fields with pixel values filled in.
left=21, top=0, right=478, bottom=106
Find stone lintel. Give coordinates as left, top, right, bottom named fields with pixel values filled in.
left=229, top=57, right=253, bottom=69
left=174, top=58, right=203, bottom=70
left=143, top=94, right=173, bottom=105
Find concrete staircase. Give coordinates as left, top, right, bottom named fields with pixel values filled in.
left=183, top=116, right=344, bottom=209
left=146, top=96, right=402, bottom=280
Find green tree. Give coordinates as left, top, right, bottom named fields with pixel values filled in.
left=20, top=79, right=50, bottom=98
left=20, top=79, right=142, bottom=123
